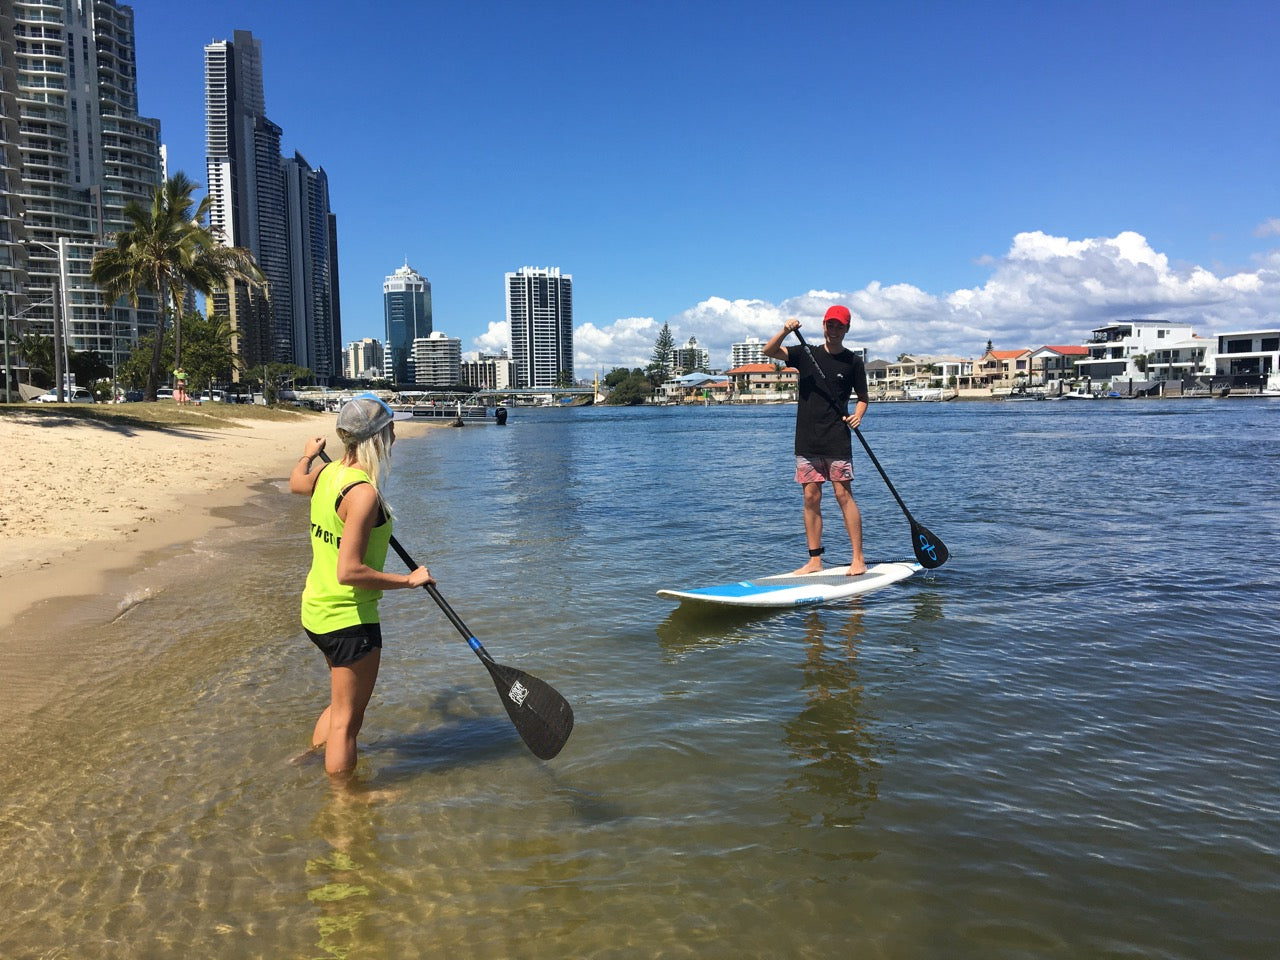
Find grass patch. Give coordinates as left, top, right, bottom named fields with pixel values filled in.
left=0, top=400, right=326, bottom=431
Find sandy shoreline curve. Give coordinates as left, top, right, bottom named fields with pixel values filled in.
left=0, top=407, right=433, bottom=634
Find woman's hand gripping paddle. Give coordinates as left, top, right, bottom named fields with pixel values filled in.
left=317, top=452, right=574, bottom=759
left=792, top=329, right=950, bottom=569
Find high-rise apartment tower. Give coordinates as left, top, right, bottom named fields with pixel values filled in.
left=1, top=0, right=164, bottom=369
left=282, top=152, right=339, bottom=380
left=506, top=266, right=573, bottom=389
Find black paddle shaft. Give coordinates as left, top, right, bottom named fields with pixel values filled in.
left=314, top=451, right=574, bottom=759
left=791, top=329, right=949, bottom=569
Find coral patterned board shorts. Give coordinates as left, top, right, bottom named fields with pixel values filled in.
left=794, top=455, right=854, bottom=484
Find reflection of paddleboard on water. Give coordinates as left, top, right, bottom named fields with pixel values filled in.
left=657, top=560, right=923, bottom=609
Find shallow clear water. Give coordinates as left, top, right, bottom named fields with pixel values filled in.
left=2, top=400, right=1278, bottom=958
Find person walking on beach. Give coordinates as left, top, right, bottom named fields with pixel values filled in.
left=289, top=394, right=432, bottom=779
left=762, top=305, right=870, bottom=576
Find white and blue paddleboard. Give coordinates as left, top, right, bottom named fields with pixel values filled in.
left=658, top=560, right=922, bottom=609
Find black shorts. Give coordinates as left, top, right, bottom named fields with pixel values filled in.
left=305, top=622, right=383, bottom=668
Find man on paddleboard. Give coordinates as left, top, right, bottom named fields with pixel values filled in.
left=763, top=305, right=870, bottom=576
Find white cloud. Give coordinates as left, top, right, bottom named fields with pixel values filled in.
left=1254, top=218, right=1280, bottom=238
left=468, top=320, right=509, bottom=359
left=572, top=230, right=1280, bottom=369
left=573, top=316, right=662, bottom=372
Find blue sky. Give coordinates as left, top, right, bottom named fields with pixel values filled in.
left=131, top=0, right=1280, bottom=371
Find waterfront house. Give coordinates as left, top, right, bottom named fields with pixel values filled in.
left=883, top=355, right=971, bottom=392
left=1074, top=320, right=1197, bottom=386
left=725, top=363, right=796, bottom=401
left=661, top=371, right=732, bottom=403
left=884, top=355, right=927, bottom=393
left=972, top=348, right=1032, bottom=388
left=1029, top=345, right=1089, bottom=385
left=931, top=356, right=974, bottom=388
left=1211, top=328, right=1280, bottom=389
left=865, top=359, right=889, bottom=393
left=1143, top=335, right=1214, bottom=385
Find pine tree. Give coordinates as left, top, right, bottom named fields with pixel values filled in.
left=649, top=322, right=675, bottom=384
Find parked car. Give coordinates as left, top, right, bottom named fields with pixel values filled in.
left=156, top=387, right=174, bottom=399
left=34, top=386, right=95, bottom=404
left=199, top=389, right=225, bottom=402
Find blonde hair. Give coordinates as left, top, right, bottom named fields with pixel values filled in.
left=336, top=423, right=394, bottom=515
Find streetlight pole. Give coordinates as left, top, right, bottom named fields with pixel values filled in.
left=51, top=274, right=64, bottom=401
left=2, top=290, right=10, bottom=404
left=25, top=237, right=76, bottom=401
left=57, top=236, right=73, bottom=396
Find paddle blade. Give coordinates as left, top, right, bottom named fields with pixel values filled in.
left=911, top=520, right=950, bottom=569
left=483, top=659, right=575, bottom=760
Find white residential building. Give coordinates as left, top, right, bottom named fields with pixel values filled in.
left=411, top=331, right=461, bottom=387
left=730, top=338, right=768, bottom=368
left=507, top=266, right=573, bottom=388
left=668, top=336, right=710, bottom=374
left=3, top=0, right=164, bottom=368
left=883, top=354, right=967, bottom=390
left=1211, top=328, right=1280, bottom=386
left=462, top=352, right=516, bottom=390
left=1074, top=320, right=1202, bottom=384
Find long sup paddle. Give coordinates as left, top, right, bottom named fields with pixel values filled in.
left=317, top=451, right=574, bottom=759
left=792, top=329, right=950, bottom=569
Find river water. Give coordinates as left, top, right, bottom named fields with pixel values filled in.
left=1, top=399, right=1277, bottom=959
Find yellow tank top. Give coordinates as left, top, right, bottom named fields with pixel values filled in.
left=300, top=463, right=393, bottom=633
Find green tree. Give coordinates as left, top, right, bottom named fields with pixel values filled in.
left=262, top=362, right=313, bottom=405
left=179, top=313, right=238, bottom=393
left=115, top=331, right=169, bottom=391
left=18, top=333, right=54, bottom=383
left=601, top=366, right=637, bottom=389
left=68, top=349, right=111, bottom=391
left=91, top=172, right=264, bottom=401
left=648, top=322, right=674, bottom=385
left=605, top=371, right=653, bottom=405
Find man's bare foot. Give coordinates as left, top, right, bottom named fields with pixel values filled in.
left=846, top=562, right=867, bottom=577
left=792, top=559, right=824, bottom=575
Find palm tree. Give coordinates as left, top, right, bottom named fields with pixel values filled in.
left=91, top=172, right=264, bottom=400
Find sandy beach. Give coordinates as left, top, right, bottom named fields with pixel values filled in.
left=0, top=405, right=432, bottom=634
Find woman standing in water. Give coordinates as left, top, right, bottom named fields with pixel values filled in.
left=289, top=394, right=432, bottom=779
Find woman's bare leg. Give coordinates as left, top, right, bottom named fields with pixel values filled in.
left=321, top=649, right=381, bottom=777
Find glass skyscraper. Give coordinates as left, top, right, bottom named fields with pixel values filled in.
left=383, top=262, right=431, bottom=385
left=506, top=266, right=573, bottom=389
left=282, top=152, right=339, bottom=381
left=205, top=30, right=281, bottom=371
left=206, top=30, right=339, bottom=380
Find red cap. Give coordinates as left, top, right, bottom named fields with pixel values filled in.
left=823, top=305, right=851, bottom=326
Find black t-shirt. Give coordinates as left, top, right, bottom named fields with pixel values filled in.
left=785, top=343, right=869, bottom=459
